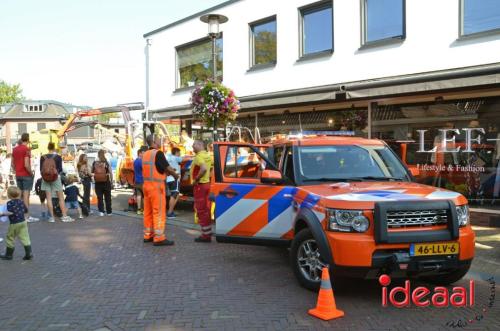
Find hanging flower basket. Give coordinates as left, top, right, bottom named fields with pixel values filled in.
left=190, top=81, right=240, bottom=128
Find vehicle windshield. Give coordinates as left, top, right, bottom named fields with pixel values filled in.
left=297, top=145, right=410, bottom=182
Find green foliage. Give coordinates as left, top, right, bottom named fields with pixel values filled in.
left=178, top=38, right=223, bottom=88
left=97, top=112, right=120, bottom=123
left=0, top=80, right=24, bottom=104
left=254, top=31, right=277, bottom=65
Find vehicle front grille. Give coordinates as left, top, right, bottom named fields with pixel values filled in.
left=386, top=209, right=448, bottom=228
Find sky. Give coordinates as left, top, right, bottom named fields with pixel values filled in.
left=0, top=0, right=226, bottom=107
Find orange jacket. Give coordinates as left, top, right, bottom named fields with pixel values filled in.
left=142, top=149, right=166, bottom=183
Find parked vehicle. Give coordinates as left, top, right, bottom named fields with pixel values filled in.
left=211, top=134, right=475, bottom=290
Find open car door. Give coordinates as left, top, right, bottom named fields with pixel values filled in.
left=212, top=142, right=296, bottom=246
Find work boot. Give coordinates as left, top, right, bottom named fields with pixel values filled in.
left=153, top=239, right=175, bottom=246
left=23, top=246, right=33, bottom=260
left=194, top=236, right=212, bottom=243
left=0, top=247, right=14, bottom=260
left=143, top=238, right=153, bottom=243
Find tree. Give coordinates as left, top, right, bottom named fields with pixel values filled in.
left=97, top=112, right=120, bottom=123
left=254, top=31, right=277, bottom=65
left=178, top=38, right=223, bottom=87
left=0, top=80, right=24, bottom=104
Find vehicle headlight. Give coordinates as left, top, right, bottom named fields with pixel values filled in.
left=456, top=204, right=469, bottom=227
left=327, top=209, right=370, bottom=233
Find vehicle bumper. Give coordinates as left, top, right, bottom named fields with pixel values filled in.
left=331, top=256, right=472, bottom=279
left=325, top=226, right=475, bottom=279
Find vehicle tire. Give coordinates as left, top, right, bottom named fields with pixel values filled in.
left=420, top=264, right=471, bottom=285
left=290, top=228, right=330, bottom=291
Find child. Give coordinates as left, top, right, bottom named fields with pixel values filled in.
left=0, top=186, right=33, bottom=260
left=64, top=175, right=82, bottom=220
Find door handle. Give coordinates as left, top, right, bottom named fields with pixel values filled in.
left=220, top=190, right=239, bottom=197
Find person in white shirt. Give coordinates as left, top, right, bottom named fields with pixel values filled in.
left=165, top=147, right=184, bottom=218
left=1, top=153, right=12, bottom=198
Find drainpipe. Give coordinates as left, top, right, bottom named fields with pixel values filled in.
left=144, top=38, right=152, bottom=121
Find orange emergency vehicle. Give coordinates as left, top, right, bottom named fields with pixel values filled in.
left=211, top=133, right=475, bottom=290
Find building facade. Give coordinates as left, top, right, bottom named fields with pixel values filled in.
left=144, top=0, right=500, bottom=206
left=0, top=100, right=93, bottom=152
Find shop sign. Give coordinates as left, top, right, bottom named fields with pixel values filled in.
left=414, top=128, right=497, bottom=153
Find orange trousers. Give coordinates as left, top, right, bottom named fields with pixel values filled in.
left=143, top=181, right=166, bottom=242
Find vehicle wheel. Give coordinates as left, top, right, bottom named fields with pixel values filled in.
left=290, top=228, right=330, bottom=291
left=420, top=264, right=471, bottom=285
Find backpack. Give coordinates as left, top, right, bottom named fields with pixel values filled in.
left=94, top=161, right=108, bottom=183
left=41, top=155, right=58, bottom=183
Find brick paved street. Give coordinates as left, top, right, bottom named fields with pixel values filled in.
left=0, top=198, right=499, bottom=331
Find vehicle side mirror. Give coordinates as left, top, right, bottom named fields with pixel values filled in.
left=409, top=167, right=420, bottom=177
left=261, top=170, right=283, bottom=184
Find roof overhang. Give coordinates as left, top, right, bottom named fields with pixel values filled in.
left=143, top=0, right=242, bottom=38
left=150, top=62, right=500, bottom=120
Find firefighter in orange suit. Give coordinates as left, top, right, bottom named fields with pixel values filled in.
left=142, top=134, right=179, bottom=246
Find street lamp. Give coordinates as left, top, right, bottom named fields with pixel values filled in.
left=200, top=13, right=228, bottom=141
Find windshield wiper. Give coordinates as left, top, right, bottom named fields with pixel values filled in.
left=303, top=177, right=363, bottom=182
left=355, top=176, right=404, bottom=181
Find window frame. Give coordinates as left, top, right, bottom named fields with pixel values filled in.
left=459, top=0, right=500, bottom=39
left=298, top=0, right=334, bottom=60
left=23, top=104, right=44, bottom=112
left=220, top=144, right=272, bottom=184
left=174, top=35, right=223, bottom=91
left=360, top=0, right=406, bottom=49
left=248, top=15, right=277, bottom=71
left=17, top=123, right=27, bottom=136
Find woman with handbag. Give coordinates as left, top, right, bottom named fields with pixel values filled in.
left=91, top=150, right=112, bottom=216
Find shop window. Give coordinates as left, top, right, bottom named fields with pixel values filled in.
left=461, top=0, right=500, bottom=36
left=176, top=36, right=223, bottom=89
left=372, top=98, right=500, bottom=205
left=37, top=123, right=46, bottom=131
left=250, top=16, right=277, bottom=68
left=300, top=1, right=333, bottom=57
left=224, top=146, right=264, bottom=179
left=362, top=0, right=405, bottom=45
left=234, top=108, right=369, bottom=140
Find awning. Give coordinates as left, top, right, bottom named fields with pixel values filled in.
left=346, top=73, right=500, bottom=100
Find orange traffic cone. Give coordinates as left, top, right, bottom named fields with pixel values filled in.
left=90, top=191, right=97, bottom=205
left=308, top=267, right=344, bottom=321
